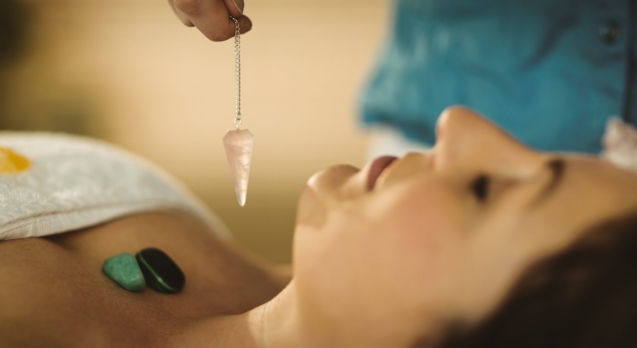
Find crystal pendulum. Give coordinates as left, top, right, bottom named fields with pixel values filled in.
left=223, top=128, right=253, bottom=206
left=223, top=17, right=253, bottom=206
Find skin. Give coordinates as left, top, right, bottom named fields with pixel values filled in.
left=2, top=107, right=637, bottom=347
left=168, top=0, right=252, bottom=41
left=242, top=106, right=637, bottom=348
left=0, top=212, right=288, bottom=347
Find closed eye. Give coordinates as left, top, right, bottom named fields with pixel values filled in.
left=471, top=175, right=490, bottom=201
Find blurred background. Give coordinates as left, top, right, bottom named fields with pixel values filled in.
left=0, top=0, right=389, bottom=263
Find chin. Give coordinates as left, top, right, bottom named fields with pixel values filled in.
left=295, top=181, right=328, bottom=230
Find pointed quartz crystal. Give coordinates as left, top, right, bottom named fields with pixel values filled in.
left=223, top=129, right=254, bottom=206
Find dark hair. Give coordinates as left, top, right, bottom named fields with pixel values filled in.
left=435, top=212, right=637, bottom=348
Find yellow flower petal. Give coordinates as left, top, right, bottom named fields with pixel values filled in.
left=0, top=147, right=31, bottom=174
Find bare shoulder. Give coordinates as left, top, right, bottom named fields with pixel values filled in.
left=0, top=212, right=285, bottom=347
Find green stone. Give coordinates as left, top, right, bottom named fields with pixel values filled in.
left=103, top=253, right=146, bottom=292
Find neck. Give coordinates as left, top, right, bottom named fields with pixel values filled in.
left=172, top=281, right=441, bottom=348
left=171, top=283, right=305, bottom=348
left=247, top=283, right=304, bottom=348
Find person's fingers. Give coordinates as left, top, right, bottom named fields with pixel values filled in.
left=236, top=15, right=252, bottom=34
left=175, top=8, right=195, bottom=27
left=168, top=0, right=194, bottom=26
left=223, top=0, right=244, bottom=19
left=192, top=14, right=252, bottom=41
left=173, top=0, right=251, bottom=41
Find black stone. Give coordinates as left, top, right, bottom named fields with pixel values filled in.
left=136, top=248, right=185, bottom=293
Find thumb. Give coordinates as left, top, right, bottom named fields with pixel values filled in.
left=224, top=0, right=244, bottom=18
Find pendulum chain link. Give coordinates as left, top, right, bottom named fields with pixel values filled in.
left=231, top=17, right=242, bottom=128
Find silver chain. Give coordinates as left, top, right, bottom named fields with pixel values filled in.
left=231, top=17, right=242, bottom=128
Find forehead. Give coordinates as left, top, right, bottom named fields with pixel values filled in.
left=521, top=155, right=637, bottom=239
left=458, top=157, right=637, bottom=326
left=473, top=156, right=637, bottom=246
left=563, top=155, right=637, bottom=201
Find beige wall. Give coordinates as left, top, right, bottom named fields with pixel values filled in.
left=2, top=0, right=389, bottom=263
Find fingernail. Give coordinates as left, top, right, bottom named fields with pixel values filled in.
left=232, top=0, right=244, bottom=14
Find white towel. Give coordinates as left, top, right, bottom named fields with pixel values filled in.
left=602, top=117, right=637, bottom=173
left=0, top=132, right=230, bottom=240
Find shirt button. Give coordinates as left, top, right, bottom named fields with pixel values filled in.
left=599, top=20, right=621, bottom=44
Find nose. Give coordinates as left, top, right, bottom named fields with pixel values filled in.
left=433, top=106, right=545, bottom=179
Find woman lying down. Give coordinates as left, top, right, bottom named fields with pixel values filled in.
left=2, top=106, right=637, bottom=348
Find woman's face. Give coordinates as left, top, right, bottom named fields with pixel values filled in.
left=291, top=107, right=637, bottom=346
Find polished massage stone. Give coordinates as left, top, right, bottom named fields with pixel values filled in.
left=0, top=147, right=31, bottom=174
left=136, top=248, right=185, bottom=294
left=103, top=253, right=146, bottom=292
left=222, top=129, right=254, bottom=206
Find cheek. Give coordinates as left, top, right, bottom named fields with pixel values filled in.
left=367, top=181, right=469, bottom=290
left=292, top=180, right=469, bottom=333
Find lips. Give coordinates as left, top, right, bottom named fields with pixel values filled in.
left=366, top=156, right=397, bottom=190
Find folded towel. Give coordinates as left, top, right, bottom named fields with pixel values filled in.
left=0, top=132, right=230, bottom=240
left=602, top=117, right=637, bottom=173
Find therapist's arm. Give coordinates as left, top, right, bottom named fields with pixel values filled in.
left=168, top=0, right=252, bottom=41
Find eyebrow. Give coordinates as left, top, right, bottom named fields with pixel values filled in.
left=532, top=159, right=566, bottom=206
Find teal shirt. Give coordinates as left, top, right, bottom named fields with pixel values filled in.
left=361, top=0, right=635, bottom=153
